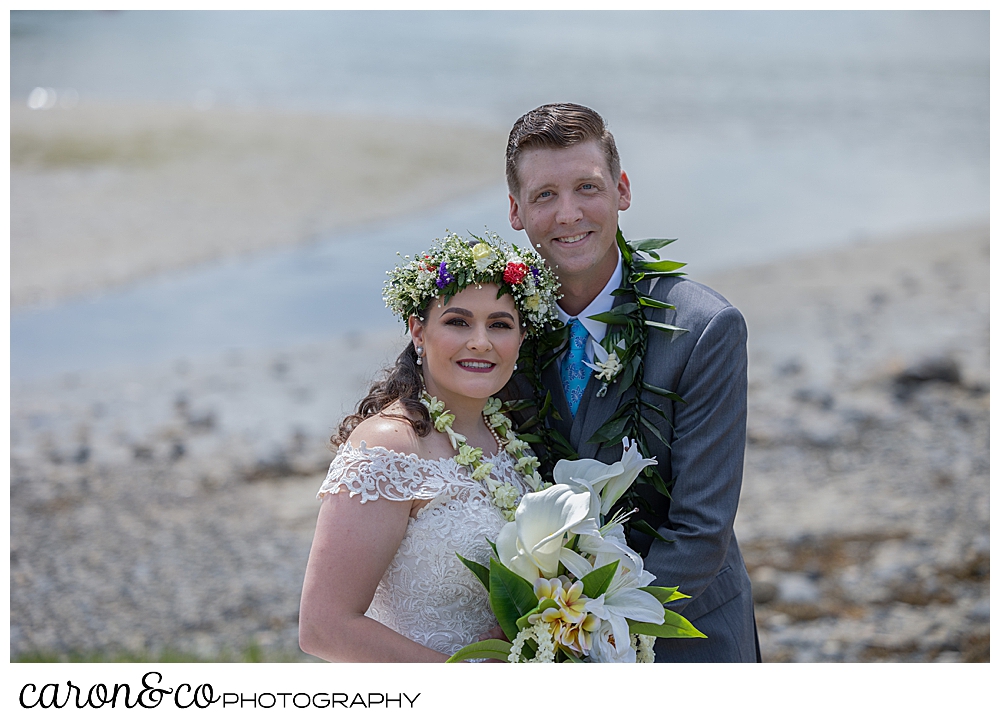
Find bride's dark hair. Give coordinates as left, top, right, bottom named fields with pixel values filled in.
left=332, top=338, right=432, bottom=446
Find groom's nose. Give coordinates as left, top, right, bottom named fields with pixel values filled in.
left=554, top=194, right=584, bottom=225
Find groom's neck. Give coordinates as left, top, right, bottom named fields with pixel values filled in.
left=555, top=256, right=618, bottom=318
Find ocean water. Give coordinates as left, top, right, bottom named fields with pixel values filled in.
left=10, top=10, right=990, bottom=378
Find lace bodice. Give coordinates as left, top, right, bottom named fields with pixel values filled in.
left=317, top=441, right=528, bottom=657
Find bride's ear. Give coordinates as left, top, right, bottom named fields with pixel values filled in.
left=408, top=314, right=425, bottom=349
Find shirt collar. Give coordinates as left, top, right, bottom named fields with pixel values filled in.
left=555, top=250, right=622, bottom=344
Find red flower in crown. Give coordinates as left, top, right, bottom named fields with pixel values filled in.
left=503, top=262, right=529, bottom=285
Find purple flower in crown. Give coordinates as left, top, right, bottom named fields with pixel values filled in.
left=530, top=265, right=541, bottom=280
left=436, top=262, right=455, bottom=289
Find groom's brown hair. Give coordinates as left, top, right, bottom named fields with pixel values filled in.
left=505, top=103, right=621, bottom=198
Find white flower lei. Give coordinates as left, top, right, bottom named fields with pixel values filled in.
left=421, top=393, right=543, bottom=521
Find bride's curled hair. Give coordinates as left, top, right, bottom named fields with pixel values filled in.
left=332, top=340, right=432, bottom=446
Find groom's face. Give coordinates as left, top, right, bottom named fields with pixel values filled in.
left=508, top=140, right=631, bottom=292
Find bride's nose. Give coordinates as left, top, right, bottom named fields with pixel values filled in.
left=467, top=324, right=493, bottom=351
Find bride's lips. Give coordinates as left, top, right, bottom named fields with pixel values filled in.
left=456, top=359, right=497, bottom=373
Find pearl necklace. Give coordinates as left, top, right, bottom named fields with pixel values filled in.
left=420, top=392, right=543, bottom=521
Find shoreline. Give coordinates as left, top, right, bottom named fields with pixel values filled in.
left=11, top=102, right=508, bottom=309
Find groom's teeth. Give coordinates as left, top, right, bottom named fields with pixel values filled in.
left=459, top=362, right=494, bottom=369
left=558, top=233, right=588, bottom=244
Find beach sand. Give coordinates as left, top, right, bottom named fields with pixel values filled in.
left=11, top=103, right=507, bottom=308
left=9, top=219, right=989, bottom=661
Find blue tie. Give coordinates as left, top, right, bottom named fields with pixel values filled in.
left=561, top=318, right=590, bottom=417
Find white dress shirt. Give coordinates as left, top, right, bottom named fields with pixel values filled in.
left=555, top=250, right=623, bottom=363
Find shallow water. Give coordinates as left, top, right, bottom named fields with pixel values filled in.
left=10, top=10, right=989, bottom=378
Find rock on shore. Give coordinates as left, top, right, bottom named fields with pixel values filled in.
left=9, top=225, right=989, bottom=662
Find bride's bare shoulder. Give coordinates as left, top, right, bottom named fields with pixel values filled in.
left=345, top=403, right=423, bottom=457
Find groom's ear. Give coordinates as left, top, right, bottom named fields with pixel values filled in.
left=617, top=170, right=632, bottom=212
left=508, top=193, right=525, bottom=232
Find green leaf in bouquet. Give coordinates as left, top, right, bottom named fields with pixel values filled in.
left=485, top=538, right=498, bottom=559
left=445, top=639, right=513, bottom=663
left=638, top=585, right=690, bottom=604
left=489, top=561, right=539, bottom=641
left=581, top=560, right=620, bottom=599
left=560, top=649, right=584, bottom=663
left=628, top=519, right=672, bottom=543
left=628, top=610, right=706, bottom=639
left=456, top=553, right=490, bottom=592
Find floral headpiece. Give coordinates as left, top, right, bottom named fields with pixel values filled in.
left=383, top=230, right=561, bottom=336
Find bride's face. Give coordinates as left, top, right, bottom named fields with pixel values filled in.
left=410, top=283, right=524, bottom=406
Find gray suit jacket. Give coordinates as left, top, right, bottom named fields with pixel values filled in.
left=517, top=275, right=757, bottom=662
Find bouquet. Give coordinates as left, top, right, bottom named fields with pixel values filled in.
left=447, top=439, right=705, bottom=663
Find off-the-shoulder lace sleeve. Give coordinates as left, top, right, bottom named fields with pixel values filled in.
left=317, top=441, right=460, bottom=503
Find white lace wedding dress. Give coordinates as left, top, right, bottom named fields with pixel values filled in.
left=317, top=441, right=529, bottom=657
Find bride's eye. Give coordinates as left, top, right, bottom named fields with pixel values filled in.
left=444, top=317, right=469, bottom=326
left=490, top=321, right=514, bottom=329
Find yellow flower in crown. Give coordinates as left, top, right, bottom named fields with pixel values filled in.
left=471, top=242, right=497, bottom=271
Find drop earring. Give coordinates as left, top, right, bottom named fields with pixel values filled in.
left=513, top=362, right=518, bottom=371
left=415, top=346, right=424, bottom=366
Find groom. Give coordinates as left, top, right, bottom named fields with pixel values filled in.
left=506, top=103, right=760, bottom=662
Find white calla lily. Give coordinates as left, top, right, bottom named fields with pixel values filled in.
left=495, top=483, right=597, bottom=580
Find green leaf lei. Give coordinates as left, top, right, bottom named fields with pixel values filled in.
left=512, top=229, right=688, bottom=528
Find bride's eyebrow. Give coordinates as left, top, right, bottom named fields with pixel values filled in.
left=440, top=308, right=515, bottom=322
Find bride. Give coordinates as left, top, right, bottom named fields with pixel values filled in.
left=298, top=231, right=560, bottom=662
